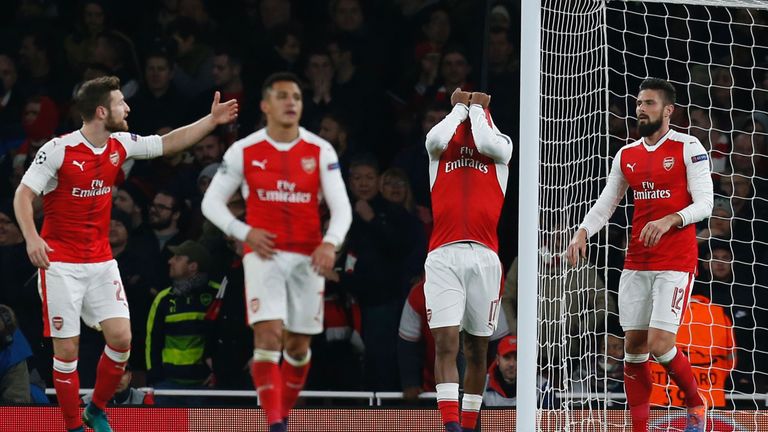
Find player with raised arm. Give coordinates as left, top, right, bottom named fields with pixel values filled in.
left=425, top=88, right=512, bottom=432
left=13, top=76, right=237, bottom=432
left=201, top=72, right=352, bottom=432
left=567, top=78, right=713, bottom=432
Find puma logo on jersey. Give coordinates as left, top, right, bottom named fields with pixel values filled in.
left=72, top=160, right=86, bottom=171
left=251, top=159, right=267, bottom=169
left=626, top=163, right=636, bottom=172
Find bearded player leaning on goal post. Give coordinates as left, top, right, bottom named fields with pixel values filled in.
left=13, top=76, right=237, bottom=432
left=567, top=78, right=713, bottom=432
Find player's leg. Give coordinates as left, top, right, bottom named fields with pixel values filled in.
left=619, top=270, right=654, bottom=432
left=244, top=252, right=289, bottom=432
left=281, top=253, right=324, bottom=425
left=425, top=246, right=465, bottom=432
left=648, top=271, right=704, bottom=431
left=459, top=243, right=502, bottom=432
left=42, top=263, right=86, bottom=432
left=81, top=260, right=131, bottom=432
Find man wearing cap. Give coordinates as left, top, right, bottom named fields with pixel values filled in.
left=145, top=240, right=220, bottom=398
left=484, top=335, right=552, bottom=407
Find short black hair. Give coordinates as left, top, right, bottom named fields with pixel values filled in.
left=639, top=78, right=676, bottom=105
left=348, top=154, right=379, bottom=174
left=261, top=72, right=302, bottom=99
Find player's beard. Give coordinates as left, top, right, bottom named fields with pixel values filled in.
left=637, top=116, right=662, bottom=137
left=105, top=108, right=129, bottom=133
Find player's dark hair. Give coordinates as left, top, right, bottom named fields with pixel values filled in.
left=261, top=72, right=302, bottom=99
left=639, top=78, right=676, bottom=105
left=75, top=75, right=121, bottom=121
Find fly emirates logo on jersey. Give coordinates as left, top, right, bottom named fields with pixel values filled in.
left=72, top=179, right=111, bottom=198
left=256, top=180, right=312, bottom=203
left=634, top=181, right=671, bottom=200
left=445, top=146, right=489, bottom=174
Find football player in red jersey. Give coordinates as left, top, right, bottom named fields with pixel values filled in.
left=13, top=76, right=237, bottom=432
left=202, top=72, right=351, bottom=432
left=567, top=78, right=713, bottom=432
left=425, top=88, right=512, bottom=432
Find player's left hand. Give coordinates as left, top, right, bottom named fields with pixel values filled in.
left=639, top=215, right=677, bottom=247
left=311, top=242, right=336, bottom=275
left=210, top=91, right=239, bottom=125
left=470, top=92, right=491, bottom=108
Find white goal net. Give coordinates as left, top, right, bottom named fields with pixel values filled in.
left=537, top=0, right=768, bottom=430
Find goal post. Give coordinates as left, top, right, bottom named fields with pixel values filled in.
left=520, top=0, right=768, bottom=430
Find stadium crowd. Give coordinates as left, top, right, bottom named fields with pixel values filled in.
left=0, top=0, right=765, bottom=411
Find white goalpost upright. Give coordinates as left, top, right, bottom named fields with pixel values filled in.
left=519, top=0, right=768, bottom=430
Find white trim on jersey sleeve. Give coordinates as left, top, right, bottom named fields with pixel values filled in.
left=112, top=132, right=163, bottom=159
left=579, top=148, right=630, bottom=238
left=676, top=135, right=714, bottom=227
left=201, top=142, right=251, bottom=241
left=425, top=103, right=468, bottom=160
left=20, top=138, right=65, bottom=195
left=318, top=139, right=352, bottom=248
left=469, top=104, right=513, bottom=164
left=398, top=301, right=423, bottom=342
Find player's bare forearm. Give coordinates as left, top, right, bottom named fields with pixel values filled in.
left=13, top=184, right=40, bottom=241
left=161, top=114, right=217, bottom=155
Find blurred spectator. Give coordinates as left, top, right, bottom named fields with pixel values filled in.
left=393, top=102, right=451, bottom=212
left=0, top=304, right=48, bottom=403
left=341, top=157, right=413, bottom=390
left=169, top=17, right=214, bottom=99
left=434, top=46, right=473, bottom=104
left=504, top=226, right=617, bottom=363
left=178, top=0, right=218, bottom=42
left=126, top=50, right=187, bottom=135
left=131, top=126, right=199, bottom=201
left=64, top=1, right=108, bottom=75
left=145, top=241, right=219, bottom=397
left=17, top=30, right=73, bottom=104
left=109, top=208, right=156, bottom=380
left=570, top=316, right=625, bottom=398
left=260, top=23, right=303, bottom=83
left=484, top=335, right=553, bottom=407
left=0, top=200, right=45, bottom=381
left=191, top=133, right=224, bottom=171
left=91, top=30, right=142, bottom=99
left=209, top=237, right=253, bottom=391
left=82, top=363, right=154, bottom=406
left=413, top=6, right=452, bottom=66
left=697, top=241, right=768, bottom=395
left=317, top=112, right=354, bottom=177
left=696, top=198, right=733, bottom=252
left=147, top=189, right=190, bottom=293
left=688, top=107, right=728, bottom=173
left=649, top=293, right=735, bottom=408
left=188, top=47, right=247, bottom=145
left=398, top=281, right=509, bottom=401
left=302, top=49, right=337, bottom=132
left=0, top=54, right=25, bottom=145
left=12, top=96, right=59, bottom=180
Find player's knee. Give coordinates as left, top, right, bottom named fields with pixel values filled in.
left=253, top=329, right=282, bottom=351
left=106, top=330, right=132, bottom=350
left=54, top=339, right=79, bottom=360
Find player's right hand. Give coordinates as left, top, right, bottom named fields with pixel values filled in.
left=566, top=229, right=587, bottom=267
left=450, top=88, right=471, bottom=106
left=471, top=92, right=491, bottom=108
left=26, top=235, right=53, bottom=269
left=245, top=228, right=277, bottom=259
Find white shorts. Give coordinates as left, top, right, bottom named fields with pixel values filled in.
left=618, top=270, right=695, bottom=334
left=424, top=242, right=503, bottom=337
left=39, top=260, right=130, bottom=338
left=243, top=251, right=324, bottom=334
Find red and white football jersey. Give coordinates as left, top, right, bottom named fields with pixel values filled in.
left=426, top=105, right=512, bottom=252
left=204, top=128, right=351, bottom=256
left=20, top=131, right=162, bottom=263
left=580, top=129, right=714, bottom=272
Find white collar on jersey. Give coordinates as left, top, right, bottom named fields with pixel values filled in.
left=641, top=128, right=674, bottom=152
left=264, top=127, right=304, bottom=151
left=77, top=129, right=109, bottom=154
